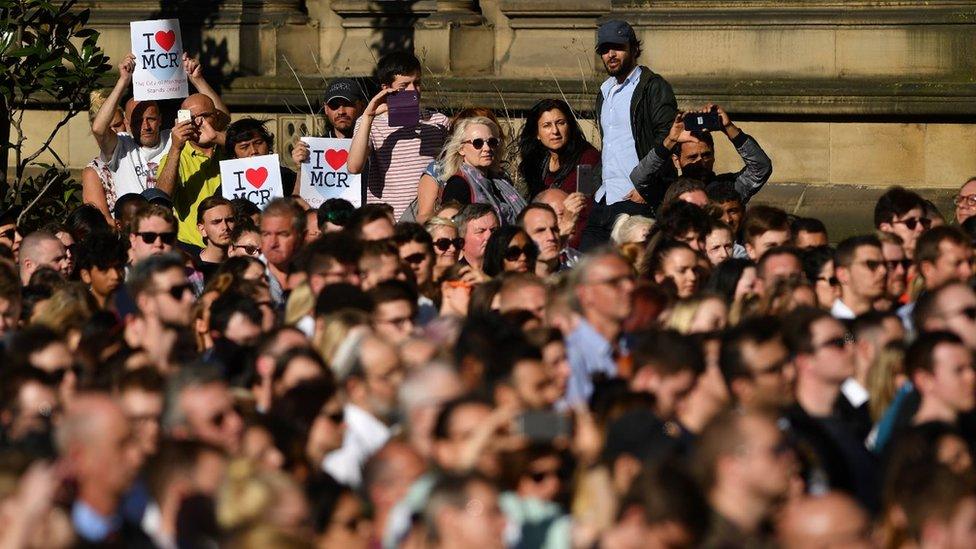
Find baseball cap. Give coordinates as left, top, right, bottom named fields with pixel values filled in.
left=597, top=20, right=637, bottom=49
left=324, top=78, right=366, bottom=105
left=141, top=188, right=173, bottom=209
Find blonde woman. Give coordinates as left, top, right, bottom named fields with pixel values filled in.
left=217, top=460, right=309, bottom=536
left=665, top=294, right=728, bottom=334
left=437, top=116, right=526, bottom=225
left=610, top=214, right=654, bottom=246
left=82, top=89, right=126, bottom=223
left=425, top=216, right=462, bottom=281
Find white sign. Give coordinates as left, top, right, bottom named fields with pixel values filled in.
left=299, top=137, right=363, bottom=208
left=130, top=19, right=188, bottom=101
left=220, top=154, right=284, bottom=209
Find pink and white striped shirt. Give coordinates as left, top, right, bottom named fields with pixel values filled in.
left=356, top=109, right=449, bottom=219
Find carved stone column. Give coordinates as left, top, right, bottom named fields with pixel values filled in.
left=414, top=0, right=493, bottom=74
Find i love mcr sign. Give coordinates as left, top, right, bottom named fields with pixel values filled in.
left=299, top=137, right=363, bottom=208
left=130, top=19, right=188, bottom=101
left=219, top=154, right=284, bottom=209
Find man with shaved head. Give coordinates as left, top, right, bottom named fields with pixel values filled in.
left=156, top=90, right=230, bottom=248
left=534, top=187, right=588, bottom=250
left=91, top=52, right=228, bottom=207
left=777, top=492, right=871, bottom=548
left=56, top=393, right=144, bottom=544
left=18, top=230, right=69, bottom=285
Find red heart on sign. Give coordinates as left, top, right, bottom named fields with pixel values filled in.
left=155, top=30, right=176, bottom=51
left=325, top=149, right=349, bottom=171
left=245, top=167, right=268, bottom=188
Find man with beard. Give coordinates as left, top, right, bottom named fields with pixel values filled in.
left=195, top=196, right=236, bottom=283
left=92, top=53, right=228, bottom=198
left=580, top=20, right=677, bottom=250
left=324, top=336, right=403, bottom=488
left=630, top=103, right=773, bottom=210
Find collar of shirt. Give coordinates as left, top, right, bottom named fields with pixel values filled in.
left=830, top=298, right=856, bottom=320
left=72, top=500, right=123, bottom=543
left=841, top=378, right=870, bottom=409
left=601, top=66, right=642, bottom=98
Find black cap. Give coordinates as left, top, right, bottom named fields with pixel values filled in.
left=597, top=20, right=637, bottom=48
left=141, top=188, right=173, bottom=209
left=324, top=78, right=366, bottom=105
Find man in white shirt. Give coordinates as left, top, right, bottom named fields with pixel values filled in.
left=91, top=52, right=228, bottom=197
left=323, top=336, right=403, bottom=487
left=832, top=235, right=887, bottom=320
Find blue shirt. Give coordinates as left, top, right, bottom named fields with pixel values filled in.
left=564, top=319, right=623, bottom=405
left=598, top=67, right=642, bottom=205
left=72, top=500, right=123, bottom=543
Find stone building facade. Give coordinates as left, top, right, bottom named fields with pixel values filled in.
left=14, top=0, right=976, bottom=235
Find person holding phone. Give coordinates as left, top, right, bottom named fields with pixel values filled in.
left=436, top=116, right=527, bottom=226
left=629, top=104, right=773, bottom=211
left=346, top=51, right=449, bottom=221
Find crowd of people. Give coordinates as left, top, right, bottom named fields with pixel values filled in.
left=2, top=17, right=976, bottom=549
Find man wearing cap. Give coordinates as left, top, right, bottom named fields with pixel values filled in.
left=292, top=77, right=369, bottom=201
left=580, top=20, right=677, bottom=251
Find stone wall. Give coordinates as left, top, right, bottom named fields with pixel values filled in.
left=11, top=0, right=976, bottom=235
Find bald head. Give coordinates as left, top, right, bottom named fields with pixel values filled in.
left=534, top=188, right=568, bottom=205
left=19, top=230, right=68, bottom=284
left=777, top=493, right=871, bottom=549
left=56, top=393, right=127, bottom=452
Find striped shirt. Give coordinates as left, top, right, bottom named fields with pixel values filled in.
left=356, top=109, right=449, bottom=219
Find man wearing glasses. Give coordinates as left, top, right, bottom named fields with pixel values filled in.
left=784, top=307, right=880, bottom=512
left=899, top=226, right=974, bottom=334
left=126, top=254, right=196, bottom=372
left=128, top=204, right=179, bottom=263
left=832, top=235, right=888, bottom=320
left=156, top=92, right=229, bottom=249
left=954, top=176, right=976, bottom=224
left=565, top=248, right=636, bottom=404
left=875, top=186, right=930, bottom=260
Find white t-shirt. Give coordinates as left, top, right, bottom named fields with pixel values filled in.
left=104, top=130, right=172, bottom=197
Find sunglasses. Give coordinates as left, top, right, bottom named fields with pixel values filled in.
left=136, top=231, right=177, bottom=245
left=321, top=409, right=345, bottom=424
left=504, top=245, right=531, bottom=262
left=892, top=217, right=932, bottom=231
left=858, top=260, right=887, bottom=272
left=433, top=237, right=464, bottom=252
left=955, top=306, right=976, bottom=321
left=816, top=275, right=839, bottom=286
left=323, top=210, right=352, bottom=226
left=403, top=252, right=428, bottom=265
left=528, top=470, right=560, bottom=483
left=444, top=279, right=473, bottom=290
left=955, top=195, right=976, bottom=208
left=886, top=259, right=912, bottom=271
left=233, top=244, right=260, bottom=256
left=208, top=408, right=237, bottom=428
left=160, top=282, right=193, bottom=300
left=0, top=228, right=15, bottom=241
left=816, top=335, right=851, bottom=351
left=463, top=137, right=500, bottom=150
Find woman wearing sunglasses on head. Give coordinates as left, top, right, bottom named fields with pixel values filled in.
left=437, top=116, right=526, bottom=226
left=482, top=225, right=539, bottom=277
left=424, top=216, right=463, bottom=281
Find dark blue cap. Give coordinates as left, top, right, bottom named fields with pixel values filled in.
left=597, top=20, right=637, bottom=48
left=141, top=188, right=173, bottom=208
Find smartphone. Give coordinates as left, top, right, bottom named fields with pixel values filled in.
left=516, top=411, right=572, bottom=443
left=683, top=107, right=723, bottom=132
left=576, top=164, right=601, bottom=196
left=176, top=109, right=192, bottom=125
left=387, top=91, right=420, bottom=127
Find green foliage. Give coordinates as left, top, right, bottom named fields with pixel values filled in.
left=0, top=0, right=111, bottom=225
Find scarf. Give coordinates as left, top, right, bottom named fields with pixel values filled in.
left=459, top=163, right=527, bottom=225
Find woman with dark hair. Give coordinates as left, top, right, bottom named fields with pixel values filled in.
left=482, top=225, right=538, bottom=277
left=65, top=204, right=112, bottom=242
left=518, top=98, right=601, bottom=199
left=704, top=257, right=757, bottom=305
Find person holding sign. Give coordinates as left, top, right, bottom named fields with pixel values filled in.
left=346, top=51, right=449, bottom=220
left=88, top=53, right=228, bottom=222
left=227, top=119, right=298, bottom=197
left=156, top=93, right=229, bottom=249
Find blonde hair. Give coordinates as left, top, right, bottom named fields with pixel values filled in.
left=88, top=88, right=121, bottom=125
left=867, top=345, right=906, bottom=423
left=425, top=216, right=457, bottom=233
left=611, top=214, right=655, bottom=245
left=666, top=294, right=724, bottom=334
left=313, top=309, right=370, bottom=366
left=435, top=116, right=506, bottom=180
left=33, top=283, right=97, bottom=339
left=217, top=459, right=303, bottom=532
left=284, top=282, right=315, bottom=326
